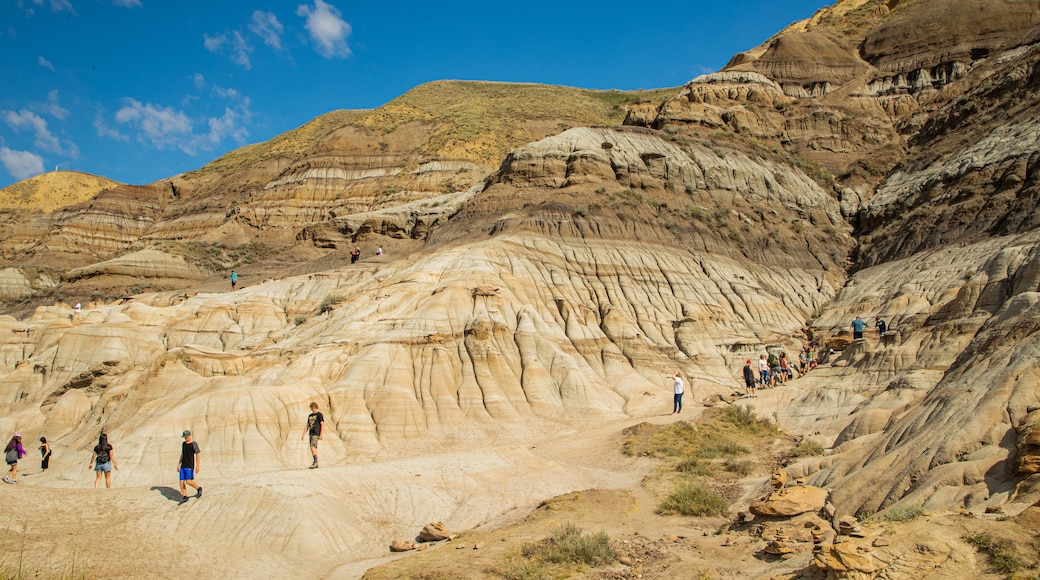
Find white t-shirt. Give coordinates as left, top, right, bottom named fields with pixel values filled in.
left=759, top=358, right=769, bottom=372
left=673, top=377, right=684, bottom=394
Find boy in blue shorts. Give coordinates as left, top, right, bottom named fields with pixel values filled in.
left=178, top=430, right=202, bottom=504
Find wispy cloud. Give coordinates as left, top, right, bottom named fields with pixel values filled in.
left=0, top=147, right=45, bottom=181
left=112, top=0, right=141, bottom=7
left=40, top=90, right=70, bottom=120
left=296, top=0, right=351, bottom=59
left=2, top=109, right=78, bottom=157
left=38, top=56, right=55, bottom=71
left=18, top=0, right=75, bottom=14
left=94, top=115, right=128, bottom=142
left=110, top=97, right=252, bottom=156
left=203, top=31, right=252, bottom=69
left=249, top=10, right=284, bottom=50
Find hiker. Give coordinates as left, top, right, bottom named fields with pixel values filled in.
left=376, top=246, right=383, bottom=256
left=671, top=372, right=684, bottom=414
left=742, top=360, right=757, bottom=398
left=90, top=431, right=118, bottom=489
left=781, top=352, right=796, bottom=381
left=40, top=437, right=51, bottom=470
left=302, top=402, right=324, bottom=468
left=178, top=430, right=202, bottom=504
left=807, top=346, right=817, bottom=370
left=3, top=432, right=26, bottom=484
left=768, top=352, right=782, bottom=386
left=875, top=316, right=888, bottom=335
left=350, top=247, right=361, bottom=264
left=230, top=270, right=238, bottom=291
left=758, top=354, right=770, bottom=387
left=851, top=316, right=866, bottom=340
left=798, top=348, right=808, bottom=373
left=74, top=301, right=81, bottom=314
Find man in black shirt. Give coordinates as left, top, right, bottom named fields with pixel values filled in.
left=178, top=430, right=201, bottom=504
left=302, top=403, right=324, bottom=469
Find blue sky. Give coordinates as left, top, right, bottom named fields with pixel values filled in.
left=0, top=0, right=831, bottom=188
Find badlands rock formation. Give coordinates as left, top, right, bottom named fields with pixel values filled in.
left=1, top=0, right=1040, bottom=577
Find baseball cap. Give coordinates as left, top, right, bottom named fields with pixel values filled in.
left=182, top=430, right=191, bottom=437
left=746, top=360, right=751, bottom=364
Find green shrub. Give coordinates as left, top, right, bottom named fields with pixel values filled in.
left=677, top=458, right=715, bottom=476
left=724, top=458, right=753, bottom=476
left=792, top=440, right=825, bottom=457
left=318, top=294, right=345, bottom=314
left=657, top=483, right=729, bottom=517
left=293, top=315, right=307, bottom=326
left=695, top=440, right=750, bottom=459
left=520, top=522, right=616, bottom=567
left=965, top=532, right=1022, bottom=575
left=882, top=505, right=924, bottom=522
left=719, top=405, right=776, bottom=435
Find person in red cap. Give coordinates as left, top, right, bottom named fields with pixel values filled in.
left=742, top=359, right=757, bottom=398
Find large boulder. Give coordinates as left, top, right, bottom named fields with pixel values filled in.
left=750, top=485, right=829, bottom=517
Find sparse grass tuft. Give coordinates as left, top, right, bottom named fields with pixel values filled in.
left=677, top=458, right=716, bottom=476
left=882, top=505, right=924, bottom=522
left=791, top=440, right=826, bottom=457
left=719, top=405, right=777, bottom=436
left=965, top=532, right=1022, bottom=576
left=318, top=294, right=345, bottom=314
left=657, top=483, right=729, bottom=517
left=723, top=458, right=753, bottom=476
left=520, top=522, right=617, bottom=567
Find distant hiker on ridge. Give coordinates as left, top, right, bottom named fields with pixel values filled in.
left=303, top=402, right=324, bottom=468
left=230, top=270, right=238, bottom=291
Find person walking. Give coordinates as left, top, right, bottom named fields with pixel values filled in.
left=230, top=270, right=238, bottom=291
left=177, top=430, right=202, bottom=504
left=302, top=402, right=324, bottom=468
left=671, top=372, right=685, bottom=414
left=742, top=360, right=757, bottom=398
left=90, top=431, right=118, bottom=488
left=3, top=432, right=26, bottom=483
left=875, top=316, right=888, bottom=335
left=758, top=354, right=770, bottom=387
left=39, top=437, right=52, bottom=471
left=851, top=316, right=866, bottom=340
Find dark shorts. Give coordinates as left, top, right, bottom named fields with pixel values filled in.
left=179, top=467, right=195, bottom=481
left=309, top=434, right=320, bottom=448
left=853, top=331, right=863, bottom=339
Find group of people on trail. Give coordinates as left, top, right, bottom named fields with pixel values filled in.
left=3, top=402, right=325, bottom=500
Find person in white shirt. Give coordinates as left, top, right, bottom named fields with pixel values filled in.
left=672, top=372, right=685, bottom=414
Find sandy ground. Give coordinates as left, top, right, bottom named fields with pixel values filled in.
left=0, top=403, right=695, bottom=579
left=1, top=393, right=1032, bottom=580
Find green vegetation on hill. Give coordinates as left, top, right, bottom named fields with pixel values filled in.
left=192, top=81, right=679, bottom=177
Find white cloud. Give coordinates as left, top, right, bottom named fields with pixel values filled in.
left=112, top=0, right=141, bottom=7
left=114, top=99, right=194, bottom=152
left=192, top=73, right=206, bottom=90
left=0, top=147, right=45, bottom=181
left=203, top=31, right=252, bottom=69
left=2, top=109, right=78, bottom=157
left=41, top=90, right=70, bottom=120
left=38, top=56, right=55, bottom=71
left=27, top=0, right=75, bottom=13
left=94, top=115, right=128, bottom=142
left=249, top=10, right=284, bottom=50
left=111, top=98, right=251, bottom=156
left=296, top=0, right=351, bottom=59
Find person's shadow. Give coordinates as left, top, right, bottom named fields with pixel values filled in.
left=150, top=486, right=183, bottom=502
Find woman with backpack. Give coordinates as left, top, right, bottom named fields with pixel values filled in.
left=4, top=432, right=26, bottom=484
left=90, top=431, right=119, bottom=488
left=39, top=436, right=52, bottom=471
